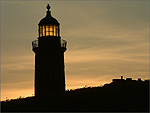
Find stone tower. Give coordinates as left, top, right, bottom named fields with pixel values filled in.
left=32, top=4, right=67, bottom=97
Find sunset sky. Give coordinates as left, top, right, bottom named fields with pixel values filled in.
left=1, top=0, right=149, bottom=101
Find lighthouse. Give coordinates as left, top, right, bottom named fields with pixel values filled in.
left=32, top=4, right=67, bottom=97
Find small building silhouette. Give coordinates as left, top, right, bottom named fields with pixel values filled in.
left=112, top=76, right=147, bottom=84
left=32, top=4, right=67, bottom=97
left=112, top=76, right=125, bottom=83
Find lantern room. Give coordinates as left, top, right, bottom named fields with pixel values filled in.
left=38, top=4, right=60, bottom=37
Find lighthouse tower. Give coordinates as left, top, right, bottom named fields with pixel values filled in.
left=32, top=4, right=67, bottom=97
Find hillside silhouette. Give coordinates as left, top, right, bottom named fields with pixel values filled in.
left=1, top=77, right=149, bottom=112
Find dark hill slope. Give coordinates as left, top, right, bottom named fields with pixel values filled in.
left=1, top=80, right=149, bottom=112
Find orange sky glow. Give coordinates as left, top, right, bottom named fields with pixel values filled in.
left=1, top=1, right=149, bottom=101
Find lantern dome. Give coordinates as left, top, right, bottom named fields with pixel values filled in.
left=39, top=4, right=59, bottom=25
left=38, top=4, right=60, bottom=37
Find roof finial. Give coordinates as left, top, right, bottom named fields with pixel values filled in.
left=46, top=4, right=50, bottom=11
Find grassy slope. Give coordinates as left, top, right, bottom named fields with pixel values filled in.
left=1, top=80, right=149, bottom=112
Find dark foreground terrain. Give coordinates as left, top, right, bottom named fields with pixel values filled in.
left=1, top=79, right=149, bottom=112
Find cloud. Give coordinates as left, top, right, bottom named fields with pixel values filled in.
left=1, top=55, right=34, bottom=70
left=66, top=74, right=113, bottom=89
left=65, top=43, right=149, bottom=64
left=1, top=55, right=34, bottom=85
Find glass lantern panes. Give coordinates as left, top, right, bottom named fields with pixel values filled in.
left=40, top=26, right=43, bottom=37
left=46, top=26, right=50, bottom=36
left=43, top=26, right=45, bottom=36
left=39, top=25, right=59, bottom=37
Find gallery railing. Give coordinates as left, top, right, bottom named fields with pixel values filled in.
left=61, top=39, right=67, bottom=48
left=32, top=39, right=67, bottom=49
left=32, top=40, right=38, bottom=49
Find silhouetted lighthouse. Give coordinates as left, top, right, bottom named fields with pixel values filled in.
left=32, top=4, right=67, bottom=97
